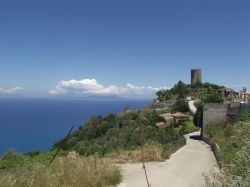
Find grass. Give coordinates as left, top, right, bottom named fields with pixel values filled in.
left=106, top=138, right=186, bottom=163
left=106, top=142, right=171, bottom=163
left=237, top=111, right=250, bottom=122
left=206, top=123, right=244, bottom=166
left=0, top=150, right=57, bottom=169
left=205, top=116, right=250, bottom=186
left=0, top=152, right=121, bottom=187
left=181, top=120, right=199, bottom=134
left=0, top=139, right=186, bottom=187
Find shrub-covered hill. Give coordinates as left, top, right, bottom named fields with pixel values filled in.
left=53, top=109, right=189, bottom=157
left=156, top=81, right=225, bottom=102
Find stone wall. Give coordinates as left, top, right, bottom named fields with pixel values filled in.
left=149, top=100, right=176, bottom=110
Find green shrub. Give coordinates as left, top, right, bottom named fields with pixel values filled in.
left=182, top=120, right=200, bottom=134
left=204, top=94, right=224, bottom=103
left=25, top=151, right=42, bottom=157
left=171, top=99, right=189, bottom=113
left=1, top=149, right=22, bottom=161
left=238, top=112, right=250, bottom=122
left=156, top=90, right=173, bottom=101
left=0, top=150, right=57, bottom=169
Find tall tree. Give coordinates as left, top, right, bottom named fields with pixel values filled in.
left=193, top=103, right=204, bottom=137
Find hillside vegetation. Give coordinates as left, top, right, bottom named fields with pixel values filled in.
left=53, top=108, right=190, bottom=159
left=156, top=81, right=225, bottom=102
left=205, top=112, right=250, bottom=187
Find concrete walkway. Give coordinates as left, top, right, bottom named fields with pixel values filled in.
left=117, top=131, right=218, bottom=187
left=188, top=100, right=197, bottom=115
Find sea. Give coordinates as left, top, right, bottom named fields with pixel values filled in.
left=0, top=98, right=150, bottom=154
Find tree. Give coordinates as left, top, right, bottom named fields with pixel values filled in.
left=193, top=102, right=203, bottom=137
left=190, top=81, right=203, bottom=89
left=156, top=90, right=173, bottom=101
left=172, top=81, right=188, bottom=98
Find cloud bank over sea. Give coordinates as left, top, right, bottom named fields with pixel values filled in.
left=0, top=86, right=24, bottom=95
left=48, top=79, right=169, bottom=98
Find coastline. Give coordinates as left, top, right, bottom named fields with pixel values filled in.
left=0, top=98, right=150, bottom=154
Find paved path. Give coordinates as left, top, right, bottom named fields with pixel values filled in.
left=188, top=100, right=197, bottom=115
left=117, top=131, right=218, bottom=187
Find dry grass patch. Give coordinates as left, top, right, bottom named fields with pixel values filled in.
left=106, top=143, right=172, bottom=163
left=0, top=153, right=121, bottom=187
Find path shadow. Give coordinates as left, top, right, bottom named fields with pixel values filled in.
left=189, top=135, right=201, bottom=140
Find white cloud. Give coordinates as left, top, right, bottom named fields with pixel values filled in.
left=48, top=79, right=169, bottom=98
left=0, top=86, right=24, bottom=94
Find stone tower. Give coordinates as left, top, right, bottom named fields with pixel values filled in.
left=191, top=69, right=202, bottom=84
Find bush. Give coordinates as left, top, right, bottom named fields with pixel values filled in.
left=25, top=151, right=42, bottom=157
left=171, top=99, right=189, bottom=113
left=1, top=149, right=22, bottom=161
left=181, top=120, right=200, bottom=134
left=238, top=112, right=250, bottom=122
left=204, top=94, right=224, bottom=103
left=156, top=90, right=173, bottom=101
left=0, top=150, right=57, bottom=169
left=202, top=82, right=223, bottom=90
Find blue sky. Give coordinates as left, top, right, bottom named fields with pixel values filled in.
left=0, top=0, right=249, bottom=98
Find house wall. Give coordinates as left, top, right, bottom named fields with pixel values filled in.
left=239, top=92, right=250, bottom=101
left=202, top=103, right=228, bottom=138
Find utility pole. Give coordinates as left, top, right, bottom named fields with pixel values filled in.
left=243, top=87, right=247, bottom=103
left=49, top=126, right=74, bottom=166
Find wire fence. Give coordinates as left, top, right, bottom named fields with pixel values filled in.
left=168, top=138, right=187, bottom=153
